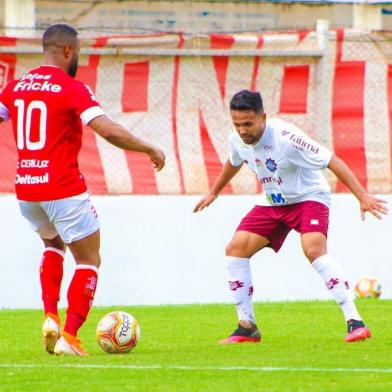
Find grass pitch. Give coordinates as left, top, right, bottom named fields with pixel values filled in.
left=0, top=300, right=391, bottom=391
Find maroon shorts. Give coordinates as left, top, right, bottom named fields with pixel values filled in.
left=236, top=201, right=329, bottom=252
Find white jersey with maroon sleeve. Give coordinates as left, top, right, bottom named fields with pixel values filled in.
left=229, top=118, right=333, bottom=206
left=0, top=65, right=105, bottom=201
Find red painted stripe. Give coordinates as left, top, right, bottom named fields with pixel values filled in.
left=120, top=61, right=157, bottom=193
left=250, top=35, right=263, bottom=91
left=0, top=37, right=16, bottom=46
left=332, top=30, right=367, bottom=192
left=171, top=33, right=185, bottom=194
left=298, top=30, right=310, bottom=42
left=279, top=65, right=310, bottom=114
left=0, top=38, right=18, bottom=193
left=0, top=122, right=17, bottom=193
left=199, top=110, right=233, bottom=194
left=125, top=152, right=158, bottom=194
left=388, top=65, right=392, bottom=190
left=122, top=61, right=149, bottom=112
left=77, top=38, right=108, bottom=195
left=211, top=35, right=235, bottom=100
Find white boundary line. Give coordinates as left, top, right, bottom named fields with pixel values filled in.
left=0, top=364, right=392, bottom=373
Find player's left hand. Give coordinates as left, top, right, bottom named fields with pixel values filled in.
left=359, top=194, right=389, bottom=220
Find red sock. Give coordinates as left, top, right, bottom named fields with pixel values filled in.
left=64, top=265, right=98, bottom=337
left=40, top=248, right=64, bottom=317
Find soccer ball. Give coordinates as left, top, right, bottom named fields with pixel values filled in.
left=354, top=277, right=382, bottom=299
left=96, top=311, right=140, bottom=354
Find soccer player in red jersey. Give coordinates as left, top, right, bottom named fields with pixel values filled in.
left=0, top=24, right=165, bottom=355
left=194, top=90, right=388, bottom=344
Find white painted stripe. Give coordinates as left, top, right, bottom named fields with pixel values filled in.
left=0, top=364, right=391, bottom=373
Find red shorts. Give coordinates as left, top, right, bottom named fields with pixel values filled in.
left=236, top=201, right=329, bottom=252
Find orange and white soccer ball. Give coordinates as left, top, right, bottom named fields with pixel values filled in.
left=354, top=277, right=382, bottom=299
left=96, top=311, right=140, bottom=354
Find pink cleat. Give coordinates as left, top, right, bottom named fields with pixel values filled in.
left=219, top=320, right=261, bottom=344
left=345, top=319, right=372, bottom=342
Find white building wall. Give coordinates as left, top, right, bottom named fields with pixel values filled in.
left=0, top=194, right=391, bottom=309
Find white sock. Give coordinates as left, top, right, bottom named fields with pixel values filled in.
left=312, top=254, right=361, bottom=322
left=227, top=256, right=255, bottom=324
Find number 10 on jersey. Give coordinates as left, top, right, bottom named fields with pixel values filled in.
left=14, top=99, right=47, bottom=151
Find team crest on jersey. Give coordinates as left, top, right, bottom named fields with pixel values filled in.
left=265, top=158, right=277, bottom=172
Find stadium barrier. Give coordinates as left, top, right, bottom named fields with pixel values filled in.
left=0, top=194, right=391, bottom=308
left=0, top=27, right=391, bottom=195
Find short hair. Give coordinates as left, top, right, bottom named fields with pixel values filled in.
left=42, top=24, right=78, bottom=50
left=230, top=90, right=264, bottom=113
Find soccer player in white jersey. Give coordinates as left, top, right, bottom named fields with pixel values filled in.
left=194, top=90, right=388, bottom=343
left=0, top=24, right=165, bottom=355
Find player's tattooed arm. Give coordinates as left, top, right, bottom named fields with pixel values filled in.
left=328, top=155, right=388, bottom=220
left=193, top=159, right=242, bottom=213
left=88, top=115, right=165, bottom=171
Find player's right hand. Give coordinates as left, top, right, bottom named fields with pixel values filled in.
left=359, top=193, right=389, bottom=220
left=148, top=148, right=165, bottom=171
left=193, top=194, right=218, bottom=213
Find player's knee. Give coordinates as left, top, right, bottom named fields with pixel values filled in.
left=225, top=240, right=249, bottom=257
left=304, top=246, right=325, bottom=262
left=225, top=241, right=239, bottom=257
left=42, top=235, right=65, bottom=251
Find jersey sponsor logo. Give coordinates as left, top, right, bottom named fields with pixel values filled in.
left=15, top=173, right=49, bottom=184
left=260, top=175, right=282, bottom=185
left=263, top=145, right=274, bottom=151
left=266, top=192, right=286, bottom=205
left=14, top=80, right=62, bottom=93
left=18, top=159, right=49, bottom=168
left=21, top=72, right=51, bottom=81
left=265, top=158, right=277, bottom=172
left=289, top=134, right=319, bottom=154
left=282, top=130, right=291, bottom=136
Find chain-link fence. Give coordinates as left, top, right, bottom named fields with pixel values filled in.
left=0, top=28, right=391, bottom=194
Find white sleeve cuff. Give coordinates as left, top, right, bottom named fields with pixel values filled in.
left=80, top=106, right=105, bottom=125
left=0, top=101, right=10, bottom=121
